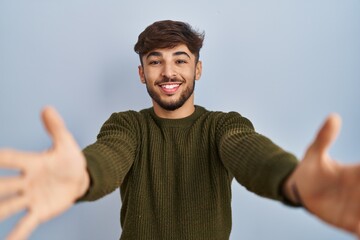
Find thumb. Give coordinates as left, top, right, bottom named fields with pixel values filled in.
left=41, top=106, right=69, bottom=147
left=309, top=113, right=342, bottom=155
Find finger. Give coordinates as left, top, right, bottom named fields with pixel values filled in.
left=310, top=113, right=342, bottom=155
left=0, top=176, right=24, bottom=197
left=0, top=149, right=36, bottom=170
left=0, top=195, right=27, bottom=221
left=6, top=212, right=39, bottom=240
left=41, top=106, right=70, bottom=147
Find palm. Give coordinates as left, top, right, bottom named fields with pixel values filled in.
left=291, top=114, right=360, bottom=236
left=0, top=107, right=89, bottom=240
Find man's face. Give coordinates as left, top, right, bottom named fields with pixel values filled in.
left=138, top=44, right=202, bottom=112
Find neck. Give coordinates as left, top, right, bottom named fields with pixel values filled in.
left=152, top=96, right=195, bottom=119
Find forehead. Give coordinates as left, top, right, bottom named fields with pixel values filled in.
left=144, top=44, right=194, bottom=58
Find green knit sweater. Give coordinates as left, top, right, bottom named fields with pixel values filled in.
left=81, top=106, right=298, bottom=240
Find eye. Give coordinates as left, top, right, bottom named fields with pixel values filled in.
left=176, top=59, right=187, bottom=64
left=149, top=60, right=161, bottom=65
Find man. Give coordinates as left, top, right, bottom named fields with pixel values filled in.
left=0, top=20, right=359, bottom=240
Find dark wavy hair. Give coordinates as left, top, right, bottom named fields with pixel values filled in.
left=134, top=20, right=205, bottom=63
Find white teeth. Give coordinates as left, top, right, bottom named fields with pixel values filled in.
left=161, top=84, right=179, bottom=89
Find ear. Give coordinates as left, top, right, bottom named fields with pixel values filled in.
left=195, top=61, right=202, bottom=80
left=138, top=65, right=146, bottom=84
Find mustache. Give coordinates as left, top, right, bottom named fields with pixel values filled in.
left=155, top=77, right=185, bottom=85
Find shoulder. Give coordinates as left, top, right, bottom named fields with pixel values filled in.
left=107, top=108, right=152, bottom=123
left=98, top=109, right=152, bottom=135
left=198, top=106, right=254, bottom=130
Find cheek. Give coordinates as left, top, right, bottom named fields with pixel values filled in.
left=184, top=69, right=197, bottom=80
left=143, top=71, right=157, bottom=83
left=145, top=67, right=162, bottom=77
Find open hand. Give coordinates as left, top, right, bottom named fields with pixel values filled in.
left=0, top=107, right=89, bottom=240
left=285, top=114, right=360, bottom=237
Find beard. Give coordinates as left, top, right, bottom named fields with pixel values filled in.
left=145, top=76, right=196, bottom=111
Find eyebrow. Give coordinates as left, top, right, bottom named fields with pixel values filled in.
left=146, top=51, right=191, bottom=59
left=174, top=51, right=191, bottom=59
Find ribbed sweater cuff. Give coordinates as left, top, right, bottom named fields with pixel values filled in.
left=77, top=149, right=110, bottom=202
left=253, top=153, right=300, bottom=206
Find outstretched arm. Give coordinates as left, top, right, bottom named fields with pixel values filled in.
left=0, top=107, right=89, bottom=240
left=283, top=114, right=360, bottom=237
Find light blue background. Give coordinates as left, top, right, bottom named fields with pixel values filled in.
left=1, top=0, right=359, bottom=239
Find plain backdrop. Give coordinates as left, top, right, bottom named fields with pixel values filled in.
left=0, top=0, right=359, bottom=239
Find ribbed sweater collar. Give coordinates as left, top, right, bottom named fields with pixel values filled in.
left=145, top=105, right=206, bottom=128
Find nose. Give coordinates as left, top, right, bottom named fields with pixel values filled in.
left=161, top=63, right=177, bottom=79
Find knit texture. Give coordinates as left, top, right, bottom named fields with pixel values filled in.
left=81, top=106, right=298, bottom=240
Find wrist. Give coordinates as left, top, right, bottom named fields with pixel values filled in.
left=76, top=167, right=90, bottom=200
left=290, top=183, right=303, bottom=205
left=283, top=177, right=303, bottom=206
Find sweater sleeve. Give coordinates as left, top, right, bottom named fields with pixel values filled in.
left=217, top=112, right=299, bottom=203
left=79, top=111, right=139, bottom=201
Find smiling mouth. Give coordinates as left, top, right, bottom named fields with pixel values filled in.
left=159, top=83, right=182, bottom=94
